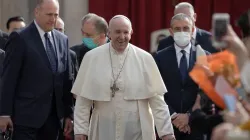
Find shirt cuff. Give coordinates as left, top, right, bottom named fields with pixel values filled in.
left=241, top=61, right=250, bottom=93
left=171, top=112, right=177, bottom=119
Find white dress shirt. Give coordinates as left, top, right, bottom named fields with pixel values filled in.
left=34, top=20, right=55, bottom=50
left=174, top=43, right=191, bottom=68
left=170, top=43, right=191, bottom=118
left=192, top=27, right=197, bottom=40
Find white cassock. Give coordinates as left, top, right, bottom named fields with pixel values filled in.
left=71, top=42, right=174, bottom=140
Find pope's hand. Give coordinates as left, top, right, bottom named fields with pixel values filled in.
left=75, top=134, right=87, bottom=140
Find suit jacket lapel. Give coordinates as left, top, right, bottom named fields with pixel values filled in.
left=29, top=22, right=51, bottom=70
left=51, top=30, right=59, bottom=72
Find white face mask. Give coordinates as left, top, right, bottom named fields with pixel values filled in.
left=173, top=32, right=191, bottom=47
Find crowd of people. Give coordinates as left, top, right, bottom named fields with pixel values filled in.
left=0, top=0, right=250, bottom=140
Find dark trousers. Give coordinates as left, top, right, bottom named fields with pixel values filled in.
left=13, top=96, right=63, bottom=140
left=12, top=112, right=63, bottom=140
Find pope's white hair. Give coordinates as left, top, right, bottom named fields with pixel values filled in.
left=109, top=15, right=132, bottom=31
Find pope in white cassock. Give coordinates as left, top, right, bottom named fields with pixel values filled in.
left=71, top=15, right=175, bottom=140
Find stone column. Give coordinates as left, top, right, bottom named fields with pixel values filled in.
left=0, top=0, right=29, bottom=32
left=61, top=0, right=89, bottom=47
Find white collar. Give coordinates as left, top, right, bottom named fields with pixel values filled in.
left=109, top=42, right=130, bottom=55
left=192, top=27, right=197, bottom=40
left=174, top=43, right=191, bottom=55
left=34, top=20, right=52, bottom=38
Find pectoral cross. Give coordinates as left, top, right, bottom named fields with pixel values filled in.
left=110, top=83, right=119, bottom=97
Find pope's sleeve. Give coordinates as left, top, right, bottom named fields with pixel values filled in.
left=74, top=96, right=93, bottom=135
left=71, top=51, right=91, bottom=96
left=149, top=95, right=174, bottom=138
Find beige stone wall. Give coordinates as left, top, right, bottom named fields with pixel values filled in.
left=0, top=0, right=29, bottom=32
left=61, top=0, right=89, bottom=47
left=0, top=0, right=88, bottom=46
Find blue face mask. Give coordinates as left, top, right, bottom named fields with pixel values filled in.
left=82, top=37, right=98, bottom=49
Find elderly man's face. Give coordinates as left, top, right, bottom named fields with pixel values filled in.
left=35, top=0, right=59, bottom=32
left=109, top=18, right=132, bottom=52
left=55, top=20, right=64, bottom=33
left=171, top=19, right=193, bottom=35
left=170, top=18, right=194, bottom=47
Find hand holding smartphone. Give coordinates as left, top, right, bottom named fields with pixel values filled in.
left=224, top=94, right=236, bottom=112
left=212, top=13, right=230, bottom=49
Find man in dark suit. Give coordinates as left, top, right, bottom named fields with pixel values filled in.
left=6, top=16, right=26, bottom=34
left=71, top=13, right=108, bottom=66
left=55, top=17, right=79, bottom=81
left=0, top=30, right=8, bottom=50
left=155, top=13, right=206, bottom=140
left=0, top=0, right=73, bottom=139
left=157, top=2, right=217, bottom=53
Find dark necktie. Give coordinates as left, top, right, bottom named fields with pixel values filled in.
left=44, top=33, right=57, bottom=73
left=180, top=50, right=188, bottom=83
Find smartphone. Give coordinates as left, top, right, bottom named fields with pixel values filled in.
left=212, top=13, right=230, bottom=48
left=224, top=94, right=236, bottom=112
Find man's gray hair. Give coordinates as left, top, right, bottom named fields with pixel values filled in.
left=37, top=0, right=59, bottom=8
left=174, top=2, right=195, bottom=15
left=81, top=13, right=97, bottom=25
left=87, top=15, right=108, bottom=35
left=170, top=13, right=193, bottom=27
left=109, top=15, right=132, bottom=31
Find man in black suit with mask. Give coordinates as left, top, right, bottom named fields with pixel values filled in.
left=0, top=0, right=73, bottom=139
left=155, top=13, right=209, bottom=140
left=71, top=13, right=108, bottom=66
left=157, top=2, right=217, bottom=53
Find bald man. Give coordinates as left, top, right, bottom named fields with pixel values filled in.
left=0, top=0, right=73, bottom=139
left=72, top=15, right=175, bottom=140
left=55, top=17, right=65, bottom=33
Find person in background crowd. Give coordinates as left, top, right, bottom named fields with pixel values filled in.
left=71, top=13, right=108, bottom=66
left=0, top=30, right=8, bottom=49
left=6, top=16, right=26, bottom=34
left=55, top=17, right=79, bottom=82
left=158, top=2, right=217, bottom=53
